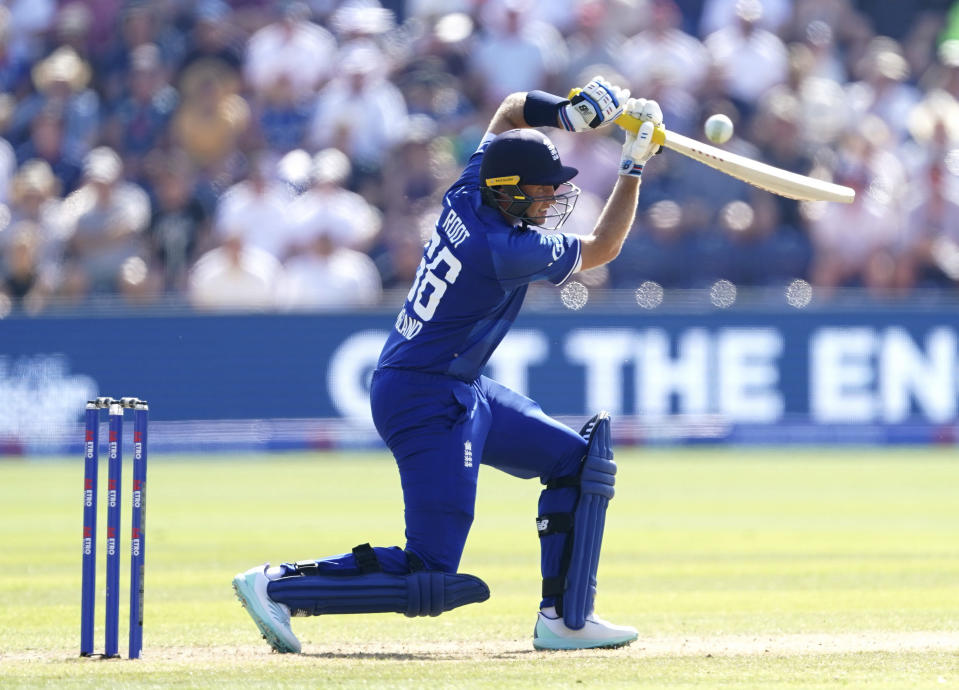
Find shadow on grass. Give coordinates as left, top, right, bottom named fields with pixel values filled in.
left=302, top=649, right=537, bottom=661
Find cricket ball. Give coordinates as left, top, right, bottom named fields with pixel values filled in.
left=704, top=114, right=734, bottom=144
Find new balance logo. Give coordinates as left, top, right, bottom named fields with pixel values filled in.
left=536, top=518, right=549, bottom=533
left=464, top=441, right=473, bottom=468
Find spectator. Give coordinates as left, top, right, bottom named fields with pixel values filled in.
left=13, top=46, right=100, bottom=161
left=685, top=205, right=738, bottom=288
left=619, top=0, right=710, bottom=95
left=105, top=43, right=178, bottom=179
left=50, top=4, right=95, bottom=61
left=806, top=143, right=904, bottom=297
left=14, top=105, right=83, bottom=193
left=253, top=75, right=313, bottom=154
left=789, top=0, right=865, bottom=50
left=60, top=146, right=151, bottom=297
left=380, top=116, right=457, bottom=214
left=72, top=0, right=126, bottom=56
left=5, top=0, right=57, bottom=63
left=699, top=0, right=792, bottom=36
left=846, top=38, right=921, bottom=142
left=563, top=1, right=628, bottom=83
left=172, top=59, right=249, bottom=174
left=393, top=62, right=477, bottom=145
left=328, top=1, right=396, bottom=42
left=476, top=0, right=581, bottom=37
left=0, top=221, right=51, bottom=314
left=805, top=20, right=848, bottom=84
left=308, top=39, right=409, bottom=174
left=371, top=209, right=435, bottom=290
left=609, top=200, right=693, bottom=289
left=50, top=4, right=101, bottom=74
left=899, top=162, right=959, bottom=288
left=188, top=227, right=287, bottom=311
left=146, top=150, right=208, bottom=292
left=244, top=1, right=336, bottom=103
left=470, top=0, right=568, bottom=107
left=284, top=227, right=383, bottom=310
left=0, top=131, right=14, bottom=202
left=275, top=147, right=314, bottom=194
left=0, top=7, right=31, bottom=95
left=704, top=0, right=789, bottom=113
left=177, top=0, right=244, bottom=82
left=5, top=159, right=68, bottom=279
left=213, top=153, right=293, bottom=259
left=746, top=192, right=813, bottom=285
left=405, top=12, right=474, bottom=83
left=786, top=45, right=851, bottom=147
left=905, top=90, right=959, bottom=175
left=928, top=40, right=959, bottom=102
left=714, top=197, right=799, bottom=286
left=288, top=148, right=382, bottom=257
left=95, top=1, right=185, bottom=105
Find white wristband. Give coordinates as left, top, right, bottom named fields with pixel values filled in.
left=618, top=158, right=644, bottom=177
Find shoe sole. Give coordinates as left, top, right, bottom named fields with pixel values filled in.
left=232, top=573, right=300, bottom=654
left=533, top=635, right=636, bottom=651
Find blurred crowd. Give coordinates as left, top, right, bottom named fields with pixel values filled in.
left=1, top=0, right=959, bottom=314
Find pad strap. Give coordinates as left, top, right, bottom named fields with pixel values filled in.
left=352, top=543, right=381, bottom=573
left=405, top=550, right=425, bottom=572
left=542, top=576, right=564, bottom=599
left=545, top=476, right=580, bottom=490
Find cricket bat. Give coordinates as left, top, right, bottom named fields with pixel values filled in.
left=568, top=87, right=855, bottom=203
left=617, top=111, right=856, bottom=204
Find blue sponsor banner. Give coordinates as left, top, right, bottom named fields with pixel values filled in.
left=3, top=307, right=959, bottom=453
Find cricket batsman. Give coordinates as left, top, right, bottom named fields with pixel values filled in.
left=234, top=77, right=663, bottom=652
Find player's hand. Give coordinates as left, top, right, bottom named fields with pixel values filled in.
left=618, top=98, right=663, bottom=177
left=561, top=77, right=629, bottom=132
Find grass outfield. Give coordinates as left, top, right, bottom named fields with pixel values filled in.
left=1, top=448, right=957, bottom=688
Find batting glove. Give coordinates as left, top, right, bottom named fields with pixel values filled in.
left=619, top=98, right=663, bottom=178
left=561, top=76, right=629, bottom=132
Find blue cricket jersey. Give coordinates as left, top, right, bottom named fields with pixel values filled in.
left=378, top=135, right=582, bottom=382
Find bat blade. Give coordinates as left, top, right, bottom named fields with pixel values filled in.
left=618, top=113, right=855, bottom=204
left=658, top=129, right=855, bottom=204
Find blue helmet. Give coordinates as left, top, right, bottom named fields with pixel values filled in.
left=479, top=129, right=580, bottom=230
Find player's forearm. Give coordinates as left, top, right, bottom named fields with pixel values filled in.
left=487, top=92, right=534, bottom=135
left=578, top=176, right=640, bottom=271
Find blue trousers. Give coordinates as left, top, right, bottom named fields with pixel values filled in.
left=293, top=368, right=587, bottom=608
left=364, top=367, right=586, bottom=579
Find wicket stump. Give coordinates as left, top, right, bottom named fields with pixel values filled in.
left=80, top=396, right=149, bottom=659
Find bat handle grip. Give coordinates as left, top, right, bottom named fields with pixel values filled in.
left=615, top=112, right=667, bottom=146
